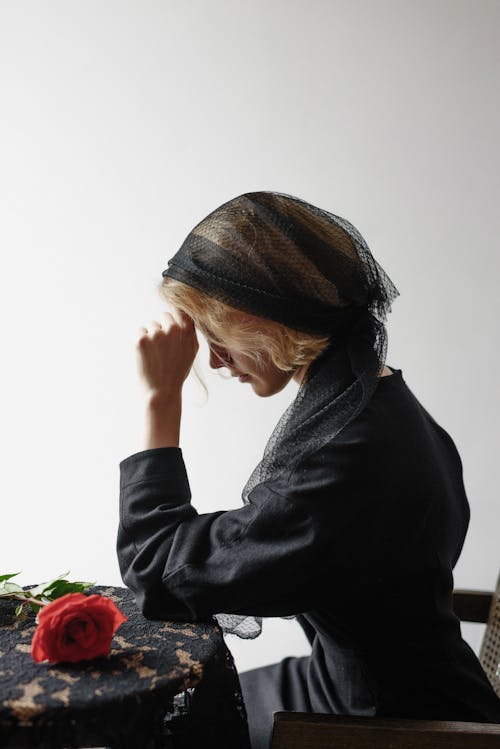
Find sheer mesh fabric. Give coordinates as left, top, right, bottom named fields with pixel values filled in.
left=162, top=191, right=399, bottom=638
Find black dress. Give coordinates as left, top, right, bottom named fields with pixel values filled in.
left=116, top=367, right=500, bottom=748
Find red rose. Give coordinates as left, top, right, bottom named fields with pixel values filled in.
left=31, top=592, right=127, bottom=664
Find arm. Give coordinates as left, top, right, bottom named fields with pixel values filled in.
left=143, top=390, right=182, bottom=449
left=116, top=425, right=402, bottom=623
left=135, top=305, right=196, bottom=451
left=117, top=446, right=339, bottom=621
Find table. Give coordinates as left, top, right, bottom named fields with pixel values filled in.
left=0, top=585, right=250, bottom=749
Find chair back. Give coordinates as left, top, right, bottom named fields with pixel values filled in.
left=271, top=574, right=500, bottom=749
left=479, top=570, right=500, bottom=698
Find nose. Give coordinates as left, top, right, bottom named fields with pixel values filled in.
left=209, top=343, right=232, bottom=370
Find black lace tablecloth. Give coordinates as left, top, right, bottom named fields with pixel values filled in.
left=0, top=585, right=250, bottom=749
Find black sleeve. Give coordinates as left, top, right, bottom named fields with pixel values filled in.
left=115, top=424, right=422, bottom=623
left=116, top=445, right=361, bottom=621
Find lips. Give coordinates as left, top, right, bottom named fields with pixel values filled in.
left=229, top=370, right=251, bottom=381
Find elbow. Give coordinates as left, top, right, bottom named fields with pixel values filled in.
left=116, top=528, right=202, bottom=622
left=116, top=526, right=169, bottom=618
left=119, top=558, right=166, bottom=619
left=121, top=564, right=195, bottom=622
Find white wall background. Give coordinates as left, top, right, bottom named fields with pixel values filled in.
left=1, top=0, right=499, bottom=673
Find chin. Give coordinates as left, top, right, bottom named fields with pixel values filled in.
left=251, top=380, right=286, bottom=398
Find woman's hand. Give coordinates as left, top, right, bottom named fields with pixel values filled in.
left=136, top=307, right=199, bottom=398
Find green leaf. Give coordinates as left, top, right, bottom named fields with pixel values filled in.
left=0, top=581, right=24, bottom=596
left=21, top=575, right=95, bottom=603
left=29, top=602, right=39, bottom=614
left=24, top=583, right=49, bottom=598
left=14, top=603, right=24, bottom=617
left=25, top=572, right=71, bottom=599
left=0, top=572, right=21, bottom=582
left=0, top=572, right=95, bottom=605
left=45, top=579, right=95, bottom=599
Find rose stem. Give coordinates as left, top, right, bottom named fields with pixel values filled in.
left=9, top=594, right=49, bottom=607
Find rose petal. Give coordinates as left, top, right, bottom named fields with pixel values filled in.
left=31, top=592, right=127, bottom=664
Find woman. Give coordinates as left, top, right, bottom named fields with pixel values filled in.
left=117, top=191, right=500, bottom=748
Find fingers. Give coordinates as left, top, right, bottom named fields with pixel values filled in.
left=137, top=307, right=194, bottom=338
left=138, top=321, right=162, bottom=337
left=134, top=305, right=198, bottom=395
left=168, top=306, right=193, bottom=328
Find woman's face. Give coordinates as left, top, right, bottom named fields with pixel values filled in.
left=208, top=341, right=306, bottom=397
left=202, top=309, right=309, bottom=396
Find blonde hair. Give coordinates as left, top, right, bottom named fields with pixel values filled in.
left=158, top=277, right=331, bottom=393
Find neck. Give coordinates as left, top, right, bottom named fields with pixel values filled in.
left=293, top=363, right=309, bottom=386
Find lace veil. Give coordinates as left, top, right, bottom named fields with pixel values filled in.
left=162, top=191, right=399, bottom=638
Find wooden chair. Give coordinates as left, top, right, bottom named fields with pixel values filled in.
left=271, top=572, right=500, bottom=748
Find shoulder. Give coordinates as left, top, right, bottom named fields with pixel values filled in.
left=286, top=370, right=433, bottom=493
